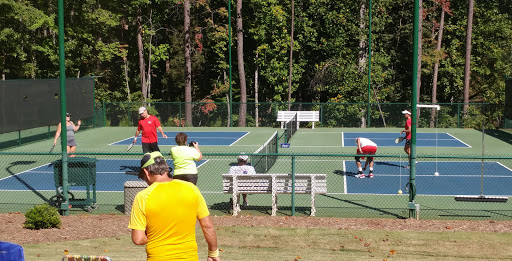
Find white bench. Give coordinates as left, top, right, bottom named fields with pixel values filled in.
left=277, top=111, right=320, bottom=129
left=222, top=173, right=327, bottom=216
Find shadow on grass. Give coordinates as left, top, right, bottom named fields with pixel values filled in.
left=479, top=129, right=512, bottom=146
left=209, top=200, right=313, bottom=216
left=321, top=194, right=407, bottom=219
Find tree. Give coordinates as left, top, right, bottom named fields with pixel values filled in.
left=184, top=0, right=192, bottom=125
left=463, top=0, right=474, bottom=116
left=287, top=0, right=295, bottom=110
left=430, top=0, right=452, bottom=127
left=236, top=0, right=247, bottom=127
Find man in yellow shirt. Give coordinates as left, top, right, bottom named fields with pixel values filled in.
left=128, top=151, right=220, bottom=261
left=170, top=132, right=203, bottom=185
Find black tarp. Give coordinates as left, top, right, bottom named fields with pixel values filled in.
left=0, top=78, right=95, bottom=133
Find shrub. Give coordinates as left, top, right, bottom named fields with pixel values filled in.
left=24, top=203, right=62, bottom=230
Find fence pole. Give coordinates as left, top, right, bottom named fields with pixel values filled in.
left=291, top=155, right=296, bottom=216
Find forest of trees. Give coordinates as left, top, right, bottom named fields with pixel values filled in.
left=1, top=0, right=511, bottom=126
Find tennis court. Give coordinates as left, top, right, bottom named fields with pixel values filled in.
left=342, top=132, right=470, bottom=147
left=110, top=131, right=249, bottom=146
left=1, top=127, right=512, bottom=219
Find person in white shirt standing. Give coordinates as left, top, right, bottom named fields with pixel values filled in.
left=354, top=137, right=378, bottom=179
left=227, top=153, right=256, bottom=207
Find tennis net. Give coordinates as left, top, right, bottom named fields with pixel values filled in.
left=252, top=131, right=278, bottom=173
left=285, top=113, right=298, bottom=143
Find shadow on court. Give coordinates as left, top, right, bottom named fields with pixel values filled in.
left=481, top=129, right=512, bottom=147
left=6, top=161, right=51, bottom=203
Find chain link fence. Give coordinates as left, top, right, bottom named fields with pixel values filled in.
left=1, top=152, right=511, bottom=220
left=99, top=102, right=505, bottom=129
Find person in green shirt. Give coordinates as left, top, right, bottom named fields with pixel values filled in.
left=170, top=132, right=203, bottom=185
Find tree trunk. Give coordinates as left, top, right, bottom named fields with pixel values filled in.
left=287, top=0, right=295, bottom=111
left=184, top=0, right=192, bottom=126
left=255, top=52, right=259, bottom=128
left=236, top=0, right=247, bottom=127
left=416, top=0, right=423, bottom=121
left=136, top=7, right=146, bottom=103
left=124, top=57, right=131, bottom=101
left=463, top=0, right=474, bottom=116
left=430, top=7, right=445, bottom=128
left=358, top=1, right=366, bottom=72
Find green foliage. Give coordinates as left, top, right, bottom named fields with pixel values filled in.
left=23, top=203, right=62, bottom=230
left=0, top=0, right=511, bottom=119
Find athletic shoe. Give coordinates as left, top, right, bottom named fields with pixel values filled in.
left=242, top=201, right=248, bottom=207
left=369, top=173, right=374, bottom=178
left=355, top=174, right=365, bottom=179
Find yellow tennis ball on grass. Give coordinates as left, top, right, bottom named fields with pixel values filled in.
left=398, top=190, right=403, bottom=194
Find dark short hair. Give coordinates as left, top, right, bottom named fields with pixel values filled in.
left=175, top=132, right=188, bottom=146
left=139, top=156, right=169, bottom=178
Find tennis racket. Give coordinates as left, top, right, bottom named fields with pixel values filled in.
left=126, top=143, right=134, bottom=151
left=49, top=145, right=55, bottom=153
left=395, top=136, right=405, bottom=144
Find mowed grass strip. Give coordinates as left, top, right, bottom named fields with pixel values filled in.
left=23, top=226, right=512, bottom=261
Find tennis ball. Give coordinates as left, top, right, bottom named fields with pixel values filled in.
left=398, top=190, right=403, bottom=194
left=434, top=172, right=439, bottom=176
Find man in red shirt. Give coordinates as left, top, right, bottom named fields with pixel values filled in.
left=400, top=110, right=412, bottom=165
left=132, top=107, right=168, bottom=153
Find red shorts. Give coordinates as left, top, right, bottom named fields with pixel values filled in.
left=357, top=145, right=377, bottom=160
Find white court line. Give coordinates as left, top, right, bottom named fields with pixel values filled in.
left=229, top=132, right=250, bottom=146
left=446, top=132, right=472, bottom=148
left=0, top=163, right=52, bottom=181
left=497, top=162, right=512, bottom=172
left=196, top=159, right=209, bottom=169
left=109, top=136, right=134, bottom=146
left=292, top=145, right=345, bottom=148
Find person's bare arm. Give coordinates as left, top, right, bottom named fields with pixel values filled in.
left=193, top=142, right=203, bottom=161
left=131, top=229, right=148, bottom=245
left=199, top=216, right=220, bottom=261
left=73, top=120, right=81, bottom=132
left=133, top=130, right=140, bottom=143
left=53, top=123, right=62, bottom=145
left=157, top=126, right=167, bottom=139
left=401, top=125, right=411, bottom=135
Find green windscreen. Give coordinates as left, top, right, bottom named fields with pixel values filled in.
left=0, top=78, right=95, bottom=134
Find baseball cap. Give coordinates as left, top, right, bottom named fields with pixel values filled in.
left=138, top=151, right=166, bottom=178
left=402, top=110, right=411, bottom=115
left=238, top=153, right=249, bottom=161
left=66, top=113, right=71, bottom=117
left=138, top=106, right=147, bottom=114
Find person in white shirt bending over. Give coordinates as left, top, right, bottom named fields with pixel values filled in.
left=354, top=137, right=378, bottom=179
left=227, top=153, right=256, bottom=207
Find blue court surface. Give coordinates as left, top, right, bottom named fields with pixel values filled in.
left=344, top=161, right=512, bottom=196
left=111, top=131, right=249, bottom=146
left=0, top=159, right=207, bottom=192
left=343, top=132, right=469, bottom=147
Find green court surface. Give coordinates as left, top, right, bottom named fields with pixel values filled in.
left=1, top=127, right=512, bottom=220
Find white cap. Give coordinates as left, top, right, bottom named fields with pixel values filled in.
left=138, top=107, right=147, bottom=114
left=402, top=110, right=411, bottom=115
left=238, top=153, right=249, bottom=161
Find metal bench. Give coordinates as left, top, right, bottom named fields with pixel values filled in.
left=277, top=111, right=320, bottom=129
left=222, top=173, right=327, bottom=216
